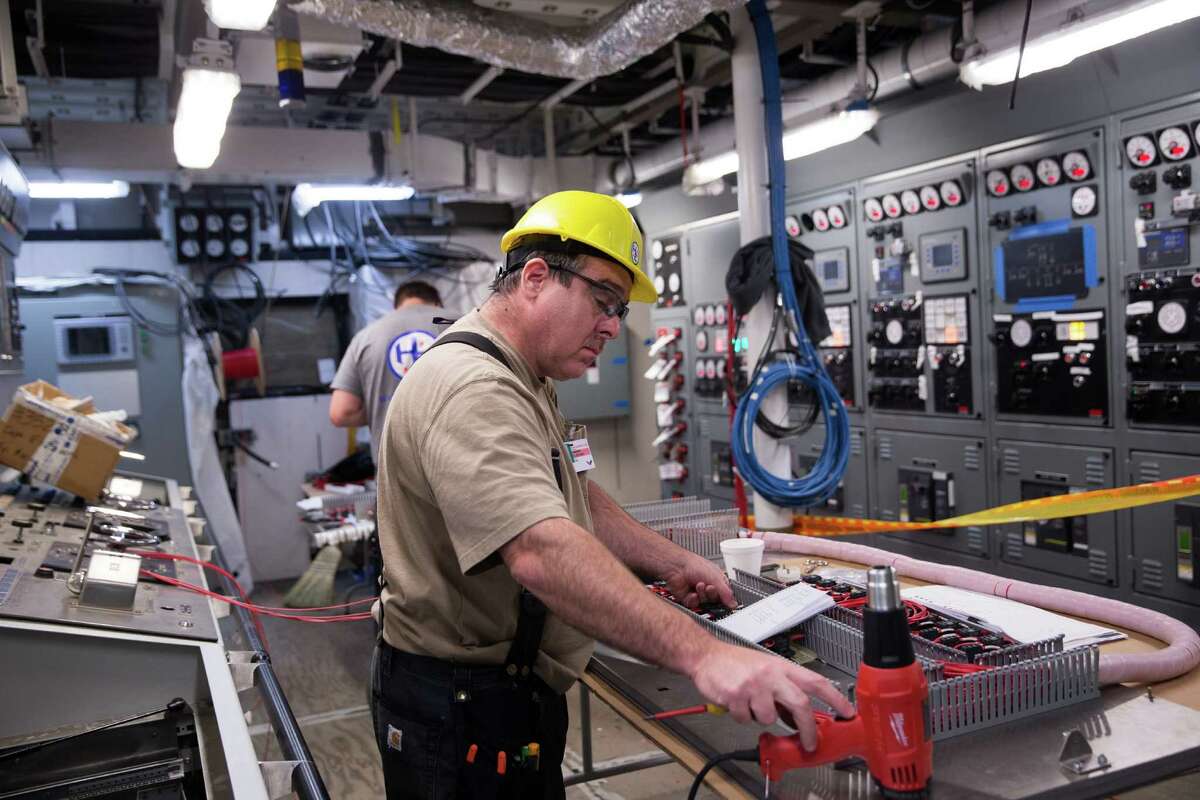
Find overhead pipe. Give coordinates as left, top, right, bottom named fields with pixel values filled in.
left=460, top=64, right=504, bottom=105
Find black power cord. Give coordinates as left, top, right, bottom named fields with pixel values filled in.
left=687, top=748, right=759, bottom=799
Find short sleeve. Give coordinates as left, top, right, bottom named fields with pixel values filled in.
left=331, top=337, right=364, bottom=395
left=421, top=378, right=570, bottom=574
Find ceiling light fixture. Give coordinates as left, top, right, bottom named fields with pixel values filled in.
left=614, top=190, right=642, bottom=209
left=203, top=0, right=277, bottom=32
left=29, top=180, right=130, bottom=200
left=960, top=0, right=1200, bottom=89
left=174, top=40, right=241, bottom=170
left=292, top=183, right=416, bottom=217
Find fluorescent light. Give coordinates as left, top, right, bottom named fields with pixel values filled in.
left=292, top=183, right=416, bottom=217
left=203, top=0, right=276, bottom=31
left=118, top=450, right=146, bottom=461
left=29, top=180, right=130, bottom=199
left=615, top=190, right=642, bottom=209
left=960, top=0, right=1200, bottom=89
left=174, top=67, right=241, bottom=169
left=682, top=108, right=881, bottom=185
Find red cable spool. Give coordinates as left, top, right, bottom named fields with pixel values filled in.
left=210, top=328, right=266, bottom=399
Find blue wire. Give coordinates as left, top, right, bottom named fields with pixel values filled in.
left=732, top=0, right=849, bottom=509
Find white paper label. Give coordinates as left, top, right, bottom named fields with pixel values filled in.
left=586, top=367, right=600, bottom=385
left=1126, top=301, right=1154, bottom=316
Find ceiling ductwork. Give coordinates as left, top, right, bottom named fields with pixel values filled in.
left=290, top=0, right=743, bottom=81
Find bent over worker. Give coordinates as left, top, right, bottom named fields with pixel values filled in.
left=371, top=190, right=855, bottom=799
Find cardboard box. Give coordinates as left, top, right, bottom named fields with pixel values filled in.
left=0, top=380, right=135, bottom=501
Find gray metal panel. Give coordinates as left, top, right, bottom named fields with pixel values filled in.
left=695, top=412, right=735, bottom=507
left=645, top=305, right=696, bottom=500
left=555, top=324, right=631, bottom=420
left=1128, top=450, right=1200, bottom=612
left=790, top=425, right=869, bottom=521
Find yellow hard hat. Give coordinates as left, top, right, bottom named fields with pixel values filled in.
left=500, top=190, right=657, bottom=303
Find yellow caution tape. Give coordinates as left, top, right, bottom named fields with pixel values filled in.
left=790, top=474, right=1200, bottom=538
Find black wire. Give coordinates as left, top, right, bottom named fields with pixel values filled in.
left=687, top=748, right=759, bottom=800
left=1009, top=0, right=1035, bottom=111
left=0, top=699, right=187, bottom=763
left=867, top=61, right=880, bottom=102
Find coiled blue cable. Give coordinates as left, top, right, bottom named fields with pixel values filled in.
left=731, top=0, right=850, bottom=509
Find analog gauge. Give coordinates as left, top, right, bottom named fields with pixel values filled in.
left=667, top=272, right=680, bottom=293
left=695, top=361, right=707, bottom=380
left=1159, top=126, right=1191, bottom=161
left=705, top=360, right=718, bottom=380
left=863, top=197, right=884, bottom=222
left=693, top=306, right=706, bottom=326
left=900, top=190, right=922, bottom=215
left=205, top=213, right=224, bottom=233
left=1009, top=164, right=1036, bottom=192
left=1010, top=318, right=1033, bottom=348
left=1062, top=151, right=1091, bottom=181
left=652, top=240, right=664, bottom=259
left=179, top=239, right=200, bottom=259
left=881, top=193, right=903, bottom=219
left=654, top=275, right=666, bottom=294
left=695, top=330, right=709, bottom=352
left=229, top=238, right=250, bottom=258
left=228, top=212, right=250, bottom=233
left=704, top=305, right=717, bottom=326
left=714, top=304, right=727, bottom=325
left=812, top=208, right=830, bottom=231
left=939, top=180, right=964, bottom=206
left=205, top=238, right=226, bottom=258
left=827, top=205, right=847, bottom=228
left=785, top=214, right=802, bottom=236
left=1036, top=157, right=1062, bottom=187
left=178, top=212, right=200, bottom=233
left=1071, top=186, right=1097, bottom=217
left=919, top=185, right=941, bottom=211
left=885, top=319, right=905, bottom=345
left=1157, top=301, right=1188, bottom=335
left=985, top=169, right=1010, bottom=197
left=1125, top=134, right=1157, bottom=167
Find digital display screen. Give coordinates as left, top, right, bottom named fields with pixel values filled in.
left=931, top=244, right=955, bottom=268
left=823, top=260, right=840, bottom=280
left=1138, top=227, right=1190, bottom=269
left=67, top=326, right=112, bottom=356
left=877, top=259, right=904, bottom=295
left=1002, top=230, right=1087, bottom=300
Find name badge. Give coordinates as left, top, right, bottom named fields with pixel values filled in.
left=564, top=437, right=595, bottom=473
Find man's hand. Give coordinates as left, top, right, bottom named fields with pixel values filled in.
left=690, top=642, right=856, bottom=751
left=662, top=551, right=735, bottom=609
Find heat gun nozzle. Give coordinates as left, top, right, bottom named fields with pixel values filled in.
left=867, top=565, right=901, bottom=612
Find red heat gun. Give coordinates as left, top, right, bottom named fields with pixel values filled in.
left=758, top=565, right=932, bottom=798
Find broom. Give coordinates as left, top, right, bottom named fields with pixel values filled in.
left=283, top=545, right=342, bottom=608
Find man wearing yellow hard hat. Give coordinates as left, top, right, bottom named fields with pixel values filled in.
left=370, top=190, right=854, bottom=798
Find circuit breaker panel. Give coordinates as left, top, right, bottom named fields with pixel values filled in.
left=1128, top=451, right=1200, bottom=607
left=983, top=128, right=1111, bottom=425
left=857, top=161, right=982, bottom=418
left=1118, top=100, right=1200, bottom=428
left=872, top=430, right=989, bottom=558
left=996, top=441, right=1117, bottom=587
left=790, top=425, right=869, bottom=519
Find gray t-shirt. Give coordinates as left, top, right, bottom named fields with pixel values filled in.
left=331, top=305, right=440, bottom=463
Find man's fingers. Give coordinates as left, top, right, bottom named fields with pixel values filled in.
left=775, top=689, right=817, bottom=751
left=749, top=693, right=778, bottom=726
left=727, top=698, right=753, bottom=724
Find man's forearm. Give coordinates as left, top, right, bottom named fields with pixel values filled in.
left=586, top=480, right=692, bottom=578
left=502, top=517, right=714, bottom=677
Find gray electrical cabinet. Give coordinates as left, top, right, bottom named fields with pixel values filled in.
left=696, top=412, right=735, bottom=507
left=555, top=325, right=632, bottom=421
left=1128, top=451, right=1200, bottom=610
left=996, top=440, right=1117, bottom=588
left=790, top=425, right=868, bottom=520
left=873, top=429, right=990, bottom=560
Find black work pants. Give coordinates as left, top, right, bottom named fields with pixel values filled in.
left=370, top=640, right=569, bottom=800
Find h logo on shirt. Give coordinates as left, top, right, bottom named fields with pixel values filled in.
left=387, top=330, right=436, bottom=378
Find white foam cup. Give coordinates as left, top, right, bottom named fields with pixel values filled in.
left=720, top=538, right=765, bottom=581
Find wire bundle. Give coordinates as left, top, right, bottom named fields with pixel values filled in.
left=728, top=0, right=850, bottom=511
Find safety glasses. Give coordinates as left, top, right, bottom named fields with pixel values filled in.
left=550, top=266, right=630, bottom=321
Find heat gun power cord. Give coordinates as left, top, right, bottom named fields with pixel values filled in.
left=687, top=748, right=759, bottom=800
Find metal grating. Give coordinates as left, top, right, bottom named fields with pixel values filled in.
left=646, top=509, right=739, bottom=558
left=964, top=443, right=981, bottom=471
left=825, top=606, right=971, bottom=664
left=967, top=526, right=986, bottom=554
left=1084, top=455, right=1107, bottom=486
left=1088, top=548, right=1110, bottom=580
left=1138, top=460, right=1162, bottom=483
left=850, top=431, right=864, bottom=457
left=1141, top=558, right=1164, bottom=590
left=1005, top=530, right=1025, bottom=561
left=878, top=435, right=893, bottom=461
left=316, top=489, right=377, bottom=518
left=624, top=496, right=712, bottom=523
left=974, top=635, right=1064, bottom=667
left=1002, top=448, right=1021, bottom=475
left=733, top=568, right=787, bottom=597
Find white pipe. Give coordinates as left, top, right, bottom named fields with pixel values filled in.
left=544, top=107, right=558, bottom=191
left=742, top=530, right=1200, bottom=686
left=460, top=64, right=504, bottom=105
left=543, top=78, right=590, bottom=109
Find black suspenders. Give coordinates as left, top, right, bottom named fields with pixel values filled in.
left=426, top=331, right=551, bottom=682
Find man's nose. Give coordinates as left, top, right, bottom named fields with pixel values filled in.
left=597, top=312, right=621, bottom=340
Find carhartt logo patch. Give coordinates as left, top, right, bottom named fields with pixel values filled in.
left=387, top=724, right=403, bottom=752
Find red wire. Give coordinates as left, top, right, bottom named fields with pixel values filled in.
left=140, top=570, right=373, bottom=623
left=726, top=303, right=749, bottom=527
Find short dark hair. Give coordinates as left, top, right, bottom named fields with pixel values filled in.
left=490, top=249, right=579, bottom=295
left=394, top=281, right=442, bottom=308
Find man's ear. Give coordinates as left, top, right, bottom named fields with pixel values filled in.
left=521, top=257, right=551, bottom=296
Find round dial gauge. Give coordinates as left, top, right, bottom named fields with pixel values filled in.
left=229, top=238, right=250, bottom=258
left=178, top=212, right=199, bottom=233
left=1009, top=164, right=1036, bottom=192
left=1126, top=134, right=1157, bottom=167
left=1010, top=318, right=1033, bottom=348
left=654, top=275, right=666, bottom=294
left=205, top=238, right=226, bottom=258
left=827, top=205, right=846, bottom=228
left=1062, top=151, right=1091, bottom=181
left=179, top=239, right=200, bottom=258
left=228, top=212, right=250, bottom=233
left=1071, top=186, right=1097, bottom=217
left=985, top=169, right=1010, bottom=197
left=785, top=214, right=802, bottom=236
left=900, top=190, right=922, bottom=215
left=1036, top=157, right=1062, bottom=187
left=1157, top=301, right=1188, bottom=335
left=705, top=360, right=719, bottom=380
left=693, top=306, right=706, bottom=326
left=939, top=180, right=964, bottom=206
left=885, top=319, right=905, bottom=345
left=652, top=240, right=664, bottom=259
left=704, top=305, right=717, bottom=326
left=205, top=213, right=224, bottom=233
left=667, top=272, right=680, bottom=293
left=695, top=361, right=707, bottom=380
left=695, top=330, right=709, bottom=352
left=812, top=208, right=830, bottom=231
left=919, top=185, right=941, bottom=210
left=1159, top=126, right=1191, bottom=161
left=714, top=304, right=727, bottom=325
left=863, top=197, right=884, bottom=222
left=881, top=193, right=903, bottom=219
